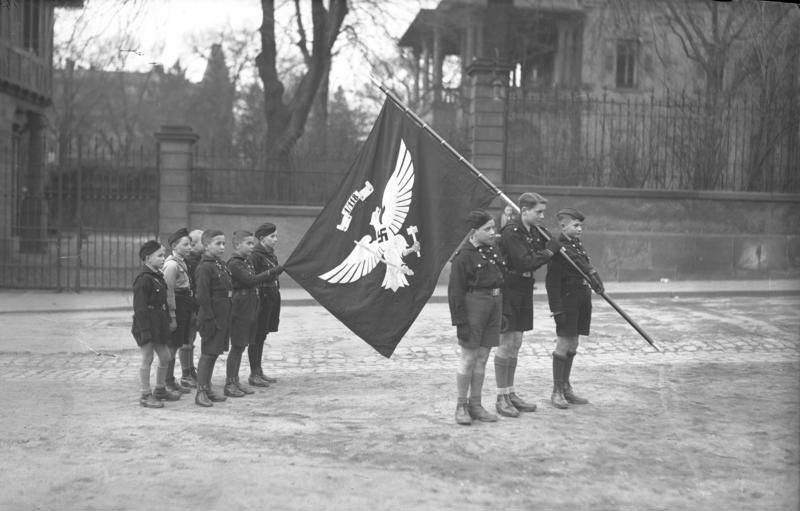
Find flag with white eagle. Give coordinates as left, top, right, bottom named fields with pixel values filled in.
left=284, top=99, right=496, bottom=357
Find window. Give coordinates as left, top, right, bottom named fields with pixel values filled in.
left=616, top=39, right=638, bottom=89
left=22, top=0, right=41, bottom=54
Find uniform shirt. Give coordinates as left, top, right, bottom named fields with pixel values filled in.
left=448, top=242, right=505, bottom=326
left=249, top=244, right=280, bottom=290
left=195, top=255, right=233, bottom=322
left=227, top=254, right=273, bottom=290
left=162, top=253, right=191, bottom=319
left=498, top=218, right=554, bottom=281
left=185, top=251, right=202, bottom=294
left=132, top=266, right=169, bottom=343
left=545, top=233, right=596, bottom=313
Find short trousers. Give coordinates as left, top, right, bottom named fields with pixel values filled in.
left=555, top=286, right=592, bottom=337
left=502, top=280, right=534, bottom=332
left=457, top=292, right=502, bottom=349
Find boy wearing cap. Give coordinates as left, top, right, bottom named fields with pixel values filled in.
left=495, top=192, right=562, bottom=417
left=162, top=227, right=193, bottom=395
left=224, top=230, right=279, bottom=397
left=194, top=229, right=233, bottom=407
left=248, top=223, right=284, bottom=387
left=448, top=210, right=505, bottom=425
left=132, top=240, right=181, bottom=407
left=546, top=208, right=604, bottom=409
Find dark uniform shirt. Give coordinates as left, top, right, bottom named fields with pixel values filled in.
left=131, top=266, right=170, bottom=346
left=498, top=218, right=554, bottom=283
left=195, top=255, right=233, bottom=323
left=228, top=254, right=273, bottom=290
left=185, top=252, right=202, bottom=294
left=448, top=242, right=505, bottom=326
left=546, top=234, right=595, bottom=314
left=249, top=244, right=281, bottom=290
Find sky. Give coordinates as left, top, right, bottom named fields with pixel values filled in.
left=54, top=0, right=434, bottom=100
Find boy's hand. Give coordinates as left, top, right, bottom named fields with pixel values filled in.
left=588, top=271, right=604, bottom=294
left=272, top=265, right=285, bottom=276
left=169, top=317, right=177, bottom=332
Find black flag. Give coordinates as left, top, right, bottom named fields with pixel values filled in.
left=284, top=99, right=496, bottom=357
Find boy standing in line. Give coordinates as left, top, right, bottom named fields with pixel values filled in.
left=248, top=223, right=284, bottom=387
left=132, top=240, right=181, bottom=407
left=162, top=227, right=193, bottom=395
left=545, top=208, right=604, bottom=409
left=194, top=229, right=233, bottom=407
left=225, top=230, right=278, bottom=397
left=180, top=228, right=205, bottom=387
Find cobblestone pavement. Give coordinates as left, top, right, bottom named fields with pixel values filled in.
left=1, top=295, right=797, bottom=380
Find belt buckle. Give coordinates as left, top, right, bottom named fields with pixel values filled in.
left=227, top=290, right=233, bottom=298
left=491, top=288, right=500, bottom=296
left=522, top=272, right=532, bottom=278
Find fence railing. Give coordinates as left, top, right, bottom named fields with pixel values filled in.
left=505, top=89, right=800, bottom=192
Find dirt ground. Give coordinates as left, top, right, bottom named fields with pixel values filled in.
left=1, top=359, right=798, bottom=511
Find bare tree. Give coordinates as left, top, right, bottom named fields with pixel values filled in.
left=256, top=0, right=348, bottom=166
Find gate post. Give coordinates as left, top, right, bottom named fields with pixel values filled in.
left=465, top=59, right=511, bottom=186
left=155, top=125, right=198, bottom=241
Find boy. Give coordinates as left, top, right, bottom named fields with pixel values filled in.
left=448, top=210, right=505, bottom=425
left=162, top=227, right=193, bottom=395
left=248, top=223, right=284, bottom=387
left=194, top=229, right=233, bottom=407
left=545, top=208, right=604, bottom=409
left=132, top=240, right=181, bottom=407
left=179, top=228, right=205, bottom=387
left=225, top=230, right=277, bottom=397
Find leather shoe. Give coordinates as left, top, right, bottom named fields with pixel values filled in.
left=195, top=386, right=212, bottom=407
left=551, top=384, right=569, bottom=409
left=496, top=395, right=520, bottom=417
left=258, top=370, right=277, bottom=384
left=235, top=378, right=254, bottom=395
left=508, top=392, right=537, bottom=412
left=140, top=392, right=164, bottom=408
left=455, top=403, right=471, bottom=425
left=167, top=380, right=190, bottom=394
left=224, top=380, right=245, bottom=398
left=248, top=374, right=270, bottom=388
left=563, top=383, right=589, bottom=405
left=206, top=386, right=227, bottom=402
left=180, top=376, right=197, bottom=389
left=153, top=386, right=181, bottom=401
left=468, top=405, right=498, bottom=422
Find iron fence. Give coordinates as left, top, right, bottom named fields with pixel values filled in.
left=0, top=140, right=158, bottom=290
left=505, top=89, right=800, bottom=192
left=192, top=147, right=353, bottom=205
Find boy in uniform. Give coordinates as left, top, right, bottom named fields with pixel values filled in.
left=495, top=192, right=562, bottom=417
left=162, top=227, right=193, bottom=395
left=132, top=240, right=181, bottom=407
left=225, top=230, right=278, bottom=397
left=545, top=208, right=604, bottom=409
left=248, top=223, right=284, bottom=387
left=448, top=210, right=505, bottom=425
left=194, top=229, right=233, bottom=407
left=180, top=228, right=205, bottom=387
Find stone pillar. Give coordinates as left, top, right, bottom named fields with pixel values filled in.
left=19, top=111, right=48, bottom=253
left=465, top=59, right=512, bottom=186
left=0, top=97, right=15, bottom=249
left=155, top=125, right=198, bottom=241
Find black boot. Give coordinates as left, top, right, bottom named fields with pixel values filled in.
left=258, top=368, right=278, bottom=384
left=248, top=373, right=270, bottom=387
left=166, top=379, right=190, bottom=394
left=551, top=353, right=569, bottom=409
left=563, top=351, right=589, bottom=404
left=195, top=385, right=213, bottom=407
left=235, top=377, right=254, bottom=395
left=468, top=397, right=498, bottom=422
left=140, top=392, right=164, bottom=408
left=224, top=377, right=245, bottom=398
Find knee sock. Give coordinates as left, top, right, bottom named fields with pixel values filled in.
left=456, top=373, right=471, bottom=402
left=197, top=354, right=217, bottom=388
left=494, top=356, right=510, bottom=395
left=139, top=366, right=151, bottom=394
left=248, top=341, right=263, bottom=374
left=508, top=357, right=518, bottom=393
left=179, top=346, right=192, bottom=377
left=469, top=370, right=485, bottom=406
left=226, top=346, right=245, bottom=380
left=166, top=358, right=176, bottom=383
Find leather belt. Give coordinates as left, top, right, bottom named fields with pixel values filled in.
left=212, top=291, right=233, bottom=298
left=232, top=288, right=258, bottom=297
left=468, top=287, right=501, bottom=296
left=508, top=270, right=533, bottom=278
left=146, top=304, right=167, bottom=311
left=175, top=289, right=193, bottom=297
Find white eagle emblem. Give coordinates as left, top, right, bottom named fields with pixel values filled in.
left=319, top=139, right=421, bottom=292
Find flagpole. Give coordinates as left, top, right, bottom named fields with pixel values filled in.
left=369, top=75, right=661, bottom=352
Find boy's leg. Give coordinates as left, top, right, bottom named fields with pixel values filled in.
left=248, top=308, right=270, bottom=387
left=563, top=337, right=588, bottom=404
left=225, top=344, right=246, bottom=397
left=500, top=332, right=536, bottom=412
left=551, top=337, right=571, bottom=409
left=456, top=346, right=477, bottom=425
left=468, top=347, right=497, bottom=422
left=194, top=350, right=213, bottom=407
left=153, top=343, right=181, bottom=401
left=204, top=353, right=227, bottom=402
left=139, top=343, right=162, bottom=408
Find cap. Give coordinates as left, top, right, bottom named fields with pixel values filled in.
left=139, top=240, right=162, bottom=260
left=255, top=222, right=276, bottom=239
left=167, top=227, right=189, bottom=247
left=466, top=209, right=493, bottom=230
left=556, top=208, right=585, bottom=222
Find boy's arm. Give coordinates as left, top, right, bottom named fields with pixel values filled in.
left=132, top=276, right=153, bottom=343
left=447, top=255, right=469, bottom=326
left=545, top=259, right=564, bottom=315
left=194, top=265, right=214, bottom=321
left=501, top=227, right=554, bottom=273
left=229, top=259, right=281, bottom=287
left=162, top=260, right=178, bottom=321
